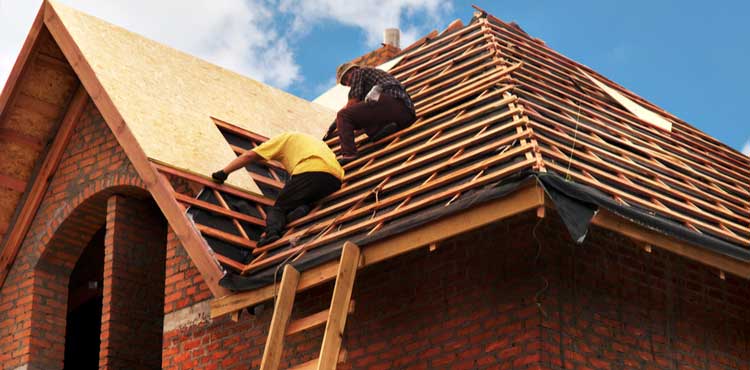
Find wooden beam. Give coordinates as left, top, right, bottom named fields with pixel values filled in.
left=317, top=242, right=359, bottom=370
left=155, top=163, right=274, bottom=206
left=0, top=174, right=27, bottom=192
left=196, top=224, right=256, bottom=250
left=211, top=117, right=269, bottom=143
left=590, top=210, right=750, bottom=279
left=174, top=192, right=265, bottom=227
left=211, top=183, right=544, bottom=318
left=259, top=265, right=300, bottom=370
left=43, top=3, right=230, bottom=297
left=0, top=85, right=87, bottom=288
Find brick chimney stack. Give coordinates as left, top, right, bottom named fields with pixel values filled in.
left=384, top=28, right=400, bottom=48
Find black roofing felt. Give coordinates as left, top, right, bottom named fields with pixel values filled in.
left=216, top=171, right=750, bottom=292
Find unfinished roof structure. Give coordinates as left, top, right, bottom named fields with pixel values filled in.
left=0, top=0, right=335, bottom=296
left=0, top=2, right=750, bottom=326
left=205, top=9, right=750, bottom=315
left=2, top=2, right=750, bottom=368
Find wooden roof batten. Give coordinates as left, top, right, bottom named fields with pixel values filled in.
left=3, top=1, right=748, bottom=316
left=210, top=9, right=750, bottom=319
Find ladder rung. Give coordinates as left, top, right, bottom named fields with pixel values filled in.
left=286, top=301, right=355, bottom=337
left=287, top=350, right=348, bottom=370
left=287, top=358, right=316, bottom=370
left=286, top=309, right=328, bottom=336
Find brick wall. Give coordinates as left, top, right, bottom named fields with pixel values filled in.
left=0, top=97, right=155, bottom=369
left=100, top=195, right=167, bottom=369
left=162, top=213, right=750, bottom=370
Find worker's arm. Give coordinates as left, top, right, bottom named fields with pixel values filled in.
left=211, top=150, right=261, bottom=184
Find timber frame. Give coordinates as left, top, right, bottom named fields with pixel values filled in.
left=2, top=2, right=748, bottom=311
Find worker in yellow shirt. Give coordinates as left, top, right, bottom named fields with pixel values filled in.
left=211, top=132, right=344, bottom=247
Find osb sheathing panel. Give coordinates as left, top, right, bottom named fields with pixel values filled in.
left=19, top=57, right=77, bottom=107
left=4, top=107, right=54, bottom=140
left=0, top=188, right=22, bottom=231
left=0, top=139, right=39, bottom=180
left=35, top=27, right=66, bottom=60
left=51, top=1, right=336, bottom=194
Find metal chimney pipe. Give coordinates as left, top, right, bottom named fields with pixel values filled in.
left=383, top=28, right=400, bottom=48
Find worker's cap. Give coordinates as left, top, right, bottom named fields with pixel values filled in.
left=336, top=62, right=359, bottom=85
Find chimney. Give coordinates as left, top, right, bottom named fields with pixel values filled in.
left=383, top=28, right=400, bottom=48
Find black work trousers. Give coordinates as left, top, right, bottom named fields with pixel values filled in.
left=265, top=172, right=341, bottom=236
left=335, top=94, right=415, bottom=156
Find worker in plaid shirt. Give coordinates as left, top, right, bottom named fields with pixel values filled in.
left=327, top=63, right=416, bottom=165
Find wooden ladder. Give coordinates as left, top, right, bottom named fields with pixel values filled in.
left=259, top=242, right=360, bottom=370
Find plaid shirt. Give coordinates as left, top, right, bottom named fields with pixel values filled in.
left=348, top=67, right=415, bottom=115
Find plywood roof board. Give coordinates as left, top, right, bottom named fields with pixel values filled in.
left=581, top=70, right=673, bottom=132
left=49, top=0, right=336, bottom=194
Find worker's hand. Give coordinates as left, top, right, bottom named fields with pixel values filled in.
left=211, top=170, right=228, bottom=184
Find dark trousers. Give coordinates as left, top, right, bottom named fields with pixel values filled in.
left=265, top=172, right=341, bottom=235
left=336, top=94, right=415, bottom=156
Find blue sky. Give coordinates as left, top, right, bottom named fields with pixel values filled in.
left=1, top=0, right=748, bottom=154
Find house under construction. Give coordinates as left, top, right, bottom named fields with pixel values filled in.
left=1, top=1, right=749, bottom=369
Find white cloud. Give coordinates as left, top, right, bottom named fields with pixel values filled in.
left=277, top=0, right=453, bottom=47
left=0, top=0, right=301, bottom=89
left=742, top=139, right=750, bottom=156
left=0, top=0, right=453, bottom=92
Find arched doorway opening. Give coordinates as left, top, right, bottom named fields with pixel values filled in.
left=63, top=227, right=105, bottom=369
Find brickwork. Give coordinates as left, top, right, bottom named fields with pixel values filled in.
left=100, top=195, right=166, bottom=369
left=163, top=227, right=212, bottom=316
left=162, top=213, right=750, bottom=370
left=0, top=98, right=150, bottom=369
left=0, top=88, right=747, bottom=370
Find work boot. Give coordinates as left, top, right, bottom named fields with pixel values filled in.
left=257, top=232, right=281, bottom=247
left=286, top=205, right=311, bottom=223
left=369, top=122, right=399, bottom=143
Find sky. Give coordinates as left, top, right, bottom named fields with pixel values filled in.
left=0, top=0, right=748, bottom=155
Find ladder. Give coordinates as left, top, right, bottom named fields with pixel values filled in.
left=259, top=242, right=360, bottom=370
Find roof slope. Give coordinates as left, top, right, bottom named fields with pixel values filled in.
left=49, top=0, right=335, bottom=193
left=4, top=3, right=748, bottom=302
left=174, top=10, right=750, bottom=295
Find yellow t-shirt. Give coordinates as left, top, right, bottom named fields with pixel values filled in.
left=252, top=132, right=344, bottom=180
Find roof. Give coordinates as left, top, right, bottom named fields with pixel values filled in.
left=0, top=1, right=330, bottom=294
left=2, top=3, right=749, bottom=304
left=178, top=10, right=750, bottom=298
left=48, top=0, right=336, bottom=193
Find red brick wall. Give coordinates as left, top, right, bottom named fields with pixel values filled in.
left=0, top=98, right=153, bottom=369
left=100, top=195, right=166, bottom=369
left=162, top=213, right=750, bottom=370
left=163, top=227, right=212, bottom=315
